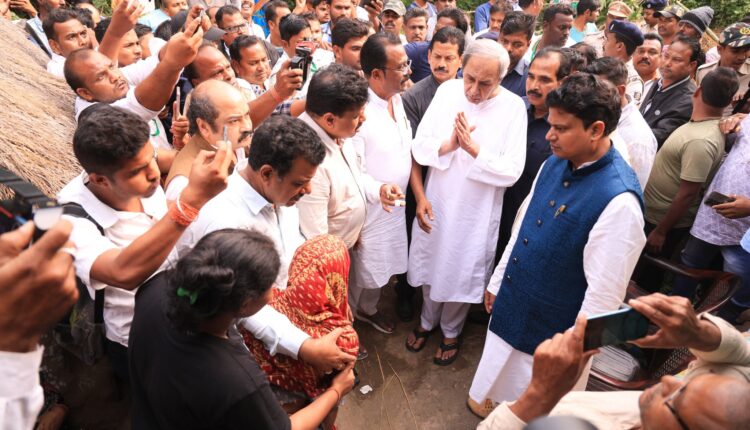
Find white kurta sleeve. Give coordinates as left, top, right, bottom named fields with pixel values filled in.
left=239, top=306, right=310, bottom=358
left=350, top=134, right=384, bottom=204
left=411, top=91, right=457, bottom=170
left=579, top=192, right=645, bottom=317
left=0, top=347, right=44, bottom=430
left=466, top=106, right=527, bottom=187
left=297, top=169, right=332, bottom=239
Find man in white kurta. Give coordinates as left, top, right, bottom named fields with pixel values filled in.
left=467, top=73, right=646, bottom=418
left=349, top=34, right=413, bottom=334
left=406, top=40, right=527, bottom=364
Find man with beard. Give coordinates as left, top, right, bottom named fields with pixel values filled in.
left=396, top=27, right=464, bottom=321
left=655, top=5, right=685, bottom=49
left=349, top=33, right=413, bottom=336
left=524, top=3, right=574, bottom=63
left=499, top=11, right=535, bottom=98
left=406, top=40, right=526, bottom=367
left=477, top=294, right=750, bottom=430
left=676, top=6, right=714, bottom=41
left=165, top=80, right=254, bottom=201
left=696, top=22, right=750, bottom=117
left=403, top=7, right=428, bottom=43
left=633, top=33, right=663, bottom=98
left=639, top=35, right=700, bottom=147
left=331, top=17, right=370, bottom=70
left=321, top=0, right=355, bottom=43
left=639, top=0, right=665, bottom=35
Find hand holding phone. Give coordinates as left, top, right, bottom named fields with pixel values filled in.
left=704, top=191, right=735, bottom=207
left=582, top=306, right=650, bottom=351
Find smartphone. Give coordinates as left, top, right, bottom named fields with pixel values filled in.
left=583, top=306, right=649, bottom=351
left=359, top=0, right=373, bottom=8
left=704, top=191, right=735, bottom=206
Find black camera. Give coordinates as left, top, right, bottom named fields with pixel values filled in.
left=289, top=44, right=314, bottom=90
left=0, top=167, right=62, bottom=239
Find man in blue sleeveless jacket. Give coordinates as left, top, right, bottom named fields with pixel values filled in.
left=467, top=73, right=647, bottom=418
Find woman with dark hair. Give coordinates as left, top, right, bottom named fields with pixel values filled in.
left=244, top=234, right=358, bottom=429
left=129, top=229, right=354, bottom=429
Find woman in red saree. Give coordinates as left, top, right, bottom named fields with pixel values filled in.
left=243, top=235, right=359, bottom=428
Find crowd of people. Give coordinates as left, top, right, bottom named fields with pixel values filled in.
left=1, top=0, right=750, bottom=428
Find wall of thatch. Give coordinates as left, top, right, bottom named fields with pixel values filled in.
left=0, top=18, right=81, bottom=198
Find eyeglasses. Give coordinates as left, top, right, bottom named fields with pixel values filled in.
left=664, top=381, right=691, bottom=430
left=383, top=59, right=412, bottom=75
left=225, top=22, right=249, bottom=34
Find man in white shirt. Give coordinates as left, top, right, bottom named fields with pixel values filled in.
left=348, top=33, right=412, bottom=334
left=59, top=104, right=231, bottom=382
left=297, top=64, right=401, bottom=250
left=0, top=221, right=78, bottom=430
left=469, top=73, right=645, bottom=417
left=42, top=8, right=93, bottom=78
left=406, top=40, right=527, bottom=366
left=589, top=57, right=656, bottom=190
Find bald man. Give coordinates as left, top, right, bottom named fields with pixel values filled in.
left=165, top=80, right=253, bottom=200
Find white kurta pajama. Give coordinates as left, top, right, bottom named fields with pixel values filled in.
left=349, top=89, right=413, bottom=315
left=408, top=80, right=527, bottom=335
left=468, top=161, right=646, bottom=404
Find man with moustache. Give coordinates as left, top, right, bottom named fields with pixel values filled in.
left=44, top=8, right=95, bottom=78
left=633, top=33, right=663, bottom=98
left=216, top=5, right=280, bottom=67
left=496, top=47, right=571, bottom=260
left=380, top=0, right=406, bottom=43
left=406, top=41, right=527, bottom=366
left=165, top=80, right=254, bottom=200
left=470, top=73, right=644, bottom=417
left=640, top=35, right=700, bottom=148
left=405, top=7, right=468, bottom=82
left=397, top=26, right=464, bottom=320
left=655, top=5, right=685, bottom=49
left=499, top=11, right=535, bottom=98
left=696, top=23, right=750, bottom=117
left=349, top=33, right=413, bottom=335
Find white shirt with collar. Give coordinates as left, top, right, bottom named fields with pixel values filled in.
left=0, top=347, right=44, bottom=430
left=349, top=88, right=412, bottom=289
left=611, top=100, right=657, bottom=189
left=74, top=55, right=162, bottom=122
left=46, top=53, right=66, bottom=78
left=297, top=112, right=383, bottom=248
left=58, top=173, right=175, bottom=347
left=176, top=164, right=311, bottom=358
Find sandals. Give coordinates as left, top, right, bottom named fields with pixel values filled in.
left=433, top=339, right=461, bottom=366
left=405, top=327, right=433, bottom=352
left=357, top=311, right=395, bottom=334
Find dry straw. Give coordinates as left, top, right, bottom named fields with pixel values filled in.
left=0, top=18, right=80, bottom=199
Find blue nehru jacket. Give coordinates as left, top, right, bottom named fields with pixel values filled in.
left=489, top=145, right=643, bottom=355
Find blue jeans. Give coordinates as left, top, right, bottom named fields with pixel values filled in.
left=674, top=234, right=750, bottom=307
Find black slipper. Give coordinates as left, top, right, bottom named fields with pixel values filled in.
left=433, top=340, right=461, bottom=366
left=405, top=327, right=433, bottom=353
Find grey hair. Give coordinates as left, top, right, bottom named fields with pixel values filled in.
left=461, top=39, right=510, bottom=81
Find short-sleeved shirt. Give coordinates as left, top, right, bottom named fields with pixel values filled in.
left=644, top=119, right=726, bottom=228
left=129, top=274, right=292, bottom=430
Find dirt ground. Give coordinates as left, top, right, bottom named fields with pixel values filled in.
left=337, top=285, right=486, bottom=430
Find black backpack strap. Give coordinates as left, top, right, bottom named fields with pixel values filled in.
left=62, top=203, right=105, bottom=323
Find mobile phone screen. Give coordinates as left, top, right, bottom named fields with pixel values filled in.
left=583, top=307, right=649, bottom=351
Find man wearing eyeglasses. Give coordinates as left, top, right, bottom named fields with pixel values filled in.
left=477, top=293, right=750, bottom=429
left=347, top=32, right=413, bottom=340
left=216, top=4, right=280, bottom=68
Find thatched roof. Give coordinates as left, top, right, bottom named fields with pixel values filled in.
left=0, top=18, right=80, bottom=198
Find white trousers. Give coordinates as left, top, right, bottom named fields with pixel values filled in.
left=348, top=283, right=382, bottom=316
left=420, top=284, right=471, bottom=338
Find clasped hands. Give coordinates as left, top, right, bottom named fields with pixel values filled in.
left=440, top=112, right=478, bottom=158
